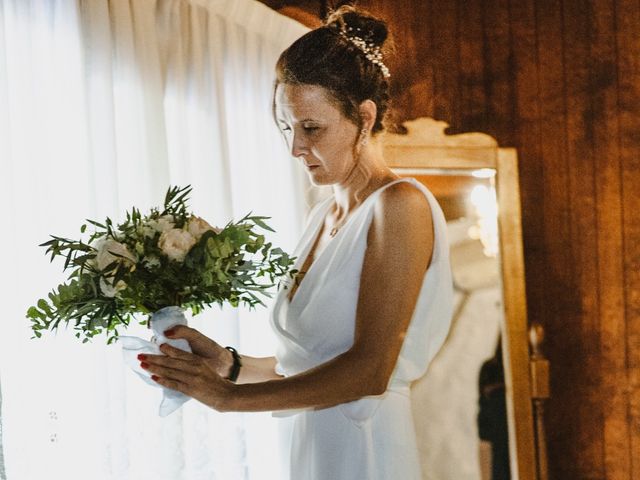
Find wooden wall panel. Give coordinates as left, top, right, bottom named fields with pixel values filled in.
left=616, top=1, right=640, bottom=477
left=591, top=1, right=631, bottom=478
left=534, top=0, right=573, bottom=400
left=259, top=1, right=640, bottom=478
left=427, top=0, right=460, bottom=126
left=506, top=0, right=546, bottom=394
left=562, top=0, right=605, bottom=477
left=456, top=0, right=487, bottom=133
left=480, top=0, right=515, bottom=145
left=531, top=1, right=582, bottom=476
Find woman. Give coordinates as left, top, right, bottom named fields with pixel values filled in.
left=139, top=7, right=453, bottom=479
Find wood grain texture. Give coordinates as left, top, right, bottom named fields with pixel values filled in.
left=260, top=1, right=640, bottom=478
left=456, top=0, right=487, bottom=133
left=562, top=0, right=606, bottom=476
left=508, top=0, right=545, bottom=393
left=615, top=0, right=640, bottom=478
left=590, top=1, right=632, bottom=478
left=532, top=14, right=576, bottom=476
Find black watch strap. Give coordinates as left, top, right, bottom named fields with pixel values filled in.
left=225, top=346, right=242, bottom=382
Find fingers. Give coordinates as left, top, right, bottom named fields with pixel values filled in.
left=164, top=324, right=200, bottom=341
left=139, top=347, right=200, bottom=375
left=151, top=375, right=189, bottom=395
left=142, top=359, right=195, bottom=382
left=164, top=325, right=218, bottom=356
left=141, top=349, right=234, bottom=412
left=140, top=344, right=223, bottom=382
left=159, top=342, right=193, bottom=360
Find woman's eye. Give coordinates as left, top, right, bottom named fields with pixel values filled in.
left=303, top=126, right=319, bottom=132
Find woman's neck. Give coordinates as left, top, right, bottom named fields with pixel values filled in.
left=331, top=140, right=399, bottom=217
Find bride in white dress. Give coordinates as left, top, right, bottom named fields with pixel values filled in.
left=139, top=6, right=453, bottom=479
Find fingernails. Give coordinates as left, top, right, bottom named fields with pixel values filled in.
left=151, top=375, right=159, bottom=382
left=137, top=354, right=147, bottom=361
left=140, top=362, right=149, bottom=370
left=164, top=328, right=176, bottom=337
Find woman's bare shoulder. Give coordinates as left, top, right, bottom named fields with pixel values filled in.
left=372, top=180, right=433, bottom=233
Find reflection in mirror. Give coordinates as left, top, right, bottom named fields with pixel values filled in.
left=395, top=168, right=510, bottom=480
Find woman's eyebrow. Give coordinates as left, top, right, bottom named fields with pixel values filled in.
left=279, top=118, right=318, bottom=125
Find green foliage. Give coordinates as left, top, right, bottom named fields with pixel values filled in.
left=27, top=186, right=296, bottom=344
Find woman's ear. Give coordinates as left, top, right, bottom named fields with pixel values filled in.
left=358, top=99, right=377, bottom=133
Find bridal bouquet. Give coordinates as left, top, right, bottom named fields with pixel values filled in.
left=27, top=186, right=295, bottom=344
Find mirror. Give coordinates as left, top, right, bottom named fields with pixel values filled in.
left=383, top=118, right=536, bottom=480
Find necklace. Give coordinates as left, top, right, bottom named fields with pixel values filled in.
left=329, top=212, right=349, bottom=238
left=327, top=175, right=400, bottom=238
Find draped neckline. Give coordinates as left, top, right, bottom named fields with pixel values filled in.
left=285, top=177, right=413, bottom=308
left=285, top=197, right=335, bottom=308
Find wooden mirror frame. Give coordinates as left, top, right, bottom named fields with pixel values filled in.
left=383, top=118, right=537, bottom=480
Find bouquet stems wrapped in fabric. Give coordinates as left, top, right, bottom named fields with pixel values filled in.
left=27, top=186, right=296, bottom=344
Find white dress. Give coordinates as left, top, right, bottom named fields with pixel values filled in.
left=270, top=177, right=454, bottom=480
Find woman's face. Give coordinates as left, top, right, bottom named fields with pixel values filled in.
left=275, top=83, right=360, bottom=185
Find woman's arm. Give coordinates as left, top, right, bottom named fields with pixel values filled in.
left=143, top=182, right=434, bottom=412
left=158, top=325, right=282, bottom=384
left=226, top=353, right=283, bottom=384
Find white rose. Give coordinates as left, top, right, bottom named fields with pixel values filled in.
left=187, top=216, right=221, bottom=240
left=137, top=223, right=156, bottom=239
left=94, top=239, right=136, bottom=271
left=152, top=215, right=175, bottom=233
left=158, top=228, right=197, bottom=262
left=99, top=277, right=127, bottom=298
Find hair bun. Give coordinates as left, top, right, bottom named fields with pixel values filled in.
left=325, top=6, right=389, bottom=48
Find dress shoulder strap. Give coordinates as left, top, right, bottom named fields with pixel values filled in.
left=361, top=176, right=449, bottom=264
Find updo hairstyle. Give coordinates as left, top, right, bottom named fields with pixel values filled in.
left=274, top=6, right=392, bottom=135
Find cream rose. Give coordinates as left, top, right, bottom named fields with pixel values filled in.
left=148, top=215, right=175, bottom=234
left=158, top=228, right=197, bottom=262
left=99, top=277, right=127, bottom=298
left=94, top=239, right=136, bottom=271
left=137, top=223, right=156, bottom=239
left=187, top=216, right=221, bottom=240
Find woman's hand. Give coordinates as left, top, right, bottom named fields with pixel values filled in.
left=163, top=325, right=234, bottom=378
left=139, top=343, right=235, bottom=411
left=163, top=325, right=282, bottom=384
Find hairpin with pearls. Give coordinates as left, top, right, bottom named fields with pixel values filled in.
left=339, top=26, right=391, bottom=78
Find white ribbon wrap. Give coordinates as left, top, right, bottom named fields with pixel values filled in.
left=119, top=306, right=192, bottom=417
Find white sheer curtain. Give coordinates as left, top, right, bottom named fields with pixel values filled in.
left=0, top=379, right=4, bottom=480
left=0, top=1, right=309, bottom=478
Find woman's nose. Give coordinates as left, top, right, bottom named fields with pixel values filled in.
left=290, top=133, right=308, bottom=158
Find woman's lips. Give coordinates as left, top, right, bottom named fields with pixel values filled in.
left=305, top=165, right=319, bottom=170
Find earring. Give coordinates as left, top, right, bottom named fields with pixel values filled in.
left=360, top=128, right=368, bottom=146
